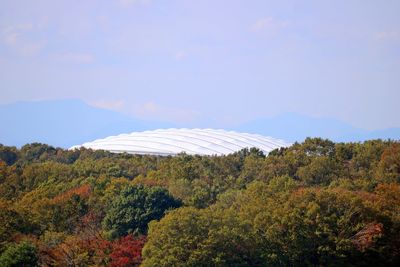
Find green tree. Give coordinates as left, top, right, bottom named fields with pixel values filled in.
left=0, top=241, right=39, bottom=267
left=102, top=185, right=181, bottom=239
left=296, top=156, right=339, bottom=185
left=301, top=137, right=336, bottom=157
left=0, top=201, right=32, bottom=252
left=142, top=207, right=259, bottom=267
left=233, top=185, right=382, bottom=266
left=19, top=143, right=57, bottom=163
left=0, top=145, right=18, bottom=165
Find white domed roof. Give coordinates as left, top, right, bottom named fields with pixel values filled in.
left=71, top=128, right=290, bottom=156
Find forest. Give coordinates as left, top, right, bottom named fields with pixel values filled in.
left=0, top=138, right=399, bottom=266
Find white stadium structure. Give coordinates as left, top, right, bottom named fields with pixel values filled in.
left=71, top=128, right=290, bottom=156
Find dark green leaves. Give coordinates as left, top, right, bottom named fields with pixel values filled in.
left=102, top=185, right=181, bottom=239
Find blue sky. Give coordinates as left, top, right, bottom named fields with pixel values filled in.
left=1, top=0, right=399, bottom=130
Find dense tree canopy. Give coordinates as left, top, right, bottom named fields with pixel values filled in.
left=0, top=241, right=39, bottom=267
left=0, top=138, right=399, bottom=266
left=102, top=185, right=181, bottom=238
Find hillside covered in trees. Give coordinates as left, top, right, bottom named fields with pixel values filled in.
left=0, top=138, right=400, bottom=266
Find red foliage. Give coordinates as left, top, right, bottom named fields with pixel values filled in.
left=109, top=235, right=146, bottom=267
left=76, top=212, right=112, bottom=258
left=37, top=212, right=147, bottom=266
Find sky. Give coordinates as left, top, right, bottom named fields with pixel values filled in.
left=0, top=0, right=399, bottom=130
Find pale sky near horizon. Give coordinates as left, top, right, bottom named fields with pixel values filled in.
left=0, top=0, right=399, bottom=130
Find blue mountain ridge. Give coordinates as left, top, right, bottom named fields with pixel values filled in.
left=235, top=113, right=400, bottom=142
left=0, top=100, right=399, bottom=148
left=0, top=99, right=174, bottom=148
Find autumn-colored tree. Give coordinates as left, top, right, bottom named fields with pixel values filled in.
left=109, top=235, right=146, bottom=267
left=376, top=143, right=400, bottom=183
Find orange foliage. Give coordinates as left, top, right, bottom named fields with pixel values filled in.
left=375, top=183, right=400, bottom=202
left=377, top=143, right=400, bottom=182
left=351, top=222, right=383, bottom=251
left=51, top=184, right=91, bottom=204
left=380, top=143, right=400, bottom=162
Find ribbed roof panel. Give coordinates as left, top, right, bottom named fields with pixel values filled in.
left=71, top=128, right=290, bottom=156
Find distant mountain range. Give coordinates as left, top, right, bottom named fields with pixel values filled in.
left=0, top=100, right=399, bottom=148
left=235, top=113, right=400, bottom=143
left=0, top=99, right=173, bottom=148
